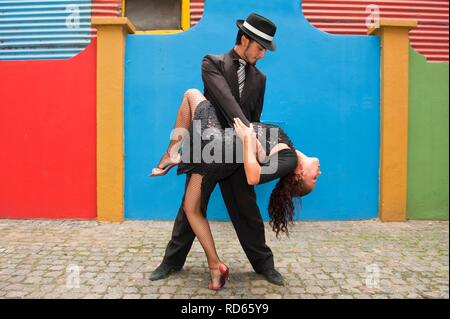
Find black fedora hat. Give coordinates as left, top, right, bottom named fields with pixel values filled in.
left=236, top=13, right=277, bottom=51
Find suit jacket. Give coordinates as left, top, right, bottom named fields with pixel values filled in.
left=201, top=49, right=266, bottom=128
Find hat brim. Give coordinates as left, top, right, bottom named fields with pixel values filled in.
left=236, top=20, right=276, bottom=51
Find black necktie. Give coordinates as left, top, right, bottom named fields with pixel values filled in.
left=237, top=59, right=247, bottom=98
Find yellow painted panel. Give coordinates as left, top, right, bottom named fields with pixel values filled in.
left=135, top=30, right=183, bottom=34
left=182, top=0, right=191, bottom=30
left=375, top=23, right=416, bottom=222
left=92, top=19, right=136, bottom=222
left=96, top=26, right=126, bottom=222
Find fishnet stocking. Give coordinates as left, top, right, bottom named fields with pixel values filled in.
left=154, top=89, right=206, bottom=171
left=184, top=173, right=223, bottom=287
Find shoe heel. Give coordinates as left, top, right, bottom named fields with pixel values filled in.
left=150, top=163, right=177, bottom=177
left=150, top=153, right=181, bottom=177
left=219, top=263, right=229, bottom=281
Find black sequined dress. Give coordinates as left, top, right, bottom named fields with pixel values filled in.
left=177, top=100, right=298, bottom=184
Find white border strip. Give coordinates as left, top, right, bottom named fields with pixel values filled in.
left=243, top=21, right=273, bottom=41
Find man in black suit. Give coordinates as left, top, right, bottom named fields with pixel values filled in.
left=150, top=13, right=284, bottom=286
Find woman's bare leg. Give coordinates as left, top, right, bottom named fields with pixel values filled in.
left=153, top=89, right=206, bottom=174
left=183, top=174, right=223, bottom=287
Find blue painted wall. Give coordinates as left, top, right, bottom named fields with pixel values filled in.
left=124, top=0, right=380, bottom=221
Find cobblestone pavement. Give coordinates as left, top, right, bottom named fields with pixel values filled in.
left=0, top=219, right=448, bottom=299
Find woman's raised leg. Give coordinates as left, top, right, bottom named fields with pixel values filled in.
left=151, top=89, right=206, bottom=176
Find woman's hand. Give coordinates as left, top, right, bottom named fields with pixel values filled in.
left=233, top=118, right=255, bottom=141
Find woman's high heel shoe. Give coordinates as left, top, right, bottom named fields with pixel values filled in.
left=208, top=263, right=229, bottom=291
left=150, top=151, right=181, bottom=177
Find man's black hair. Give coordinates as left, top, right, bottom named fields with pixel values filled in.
left=235, top=30, right=252, bottom=45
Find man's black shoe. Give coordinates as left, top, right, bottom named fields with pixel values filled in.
left=149, top=263, right=182, bottom=281
left=258, top=268, right=285, bottom=286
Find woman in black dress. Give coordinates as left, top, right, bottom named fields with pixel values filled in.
left=151, top=89, right=321, bottom=290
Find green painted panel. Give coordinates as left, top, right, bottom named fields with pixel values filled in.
left=407, top=48, right=449, bottom=220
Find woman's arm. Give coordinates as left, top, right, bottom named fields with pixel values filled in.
left=255, top=138, right=268, bottom=163
left=243, top=133, right=262, bottom=185
left=234, top=118, right=292, bottom=185
left=233, top=118, right=261, bottom=185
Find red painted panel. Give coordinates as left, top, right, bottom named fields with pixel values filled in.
left=0, top=40, right=97, bottom=219
left=302, top=0, right=449, bottom=62
left=190, top=0, right=204, bottom=27
left=92, top=0, right=121, bottom=17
